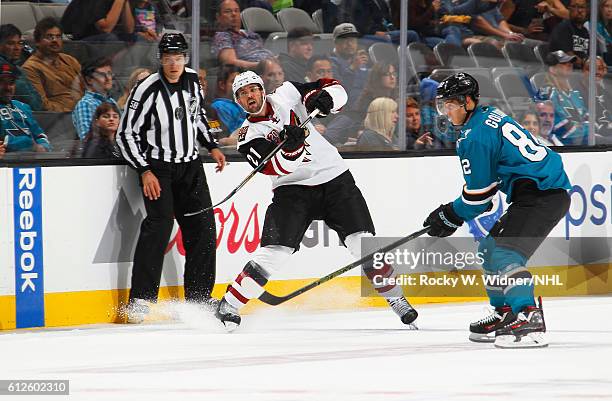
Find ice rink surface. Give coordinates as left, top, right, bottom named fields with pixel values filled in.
left=2, top=296, right=611, bottom=401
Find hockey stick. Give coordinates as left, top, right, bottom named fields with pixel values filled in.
left=185, top=108, right=320, bottom=216
left=258, top=226, right=431, bottom=306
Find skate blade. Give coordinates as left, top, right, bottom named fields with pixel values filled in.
left=469, top=332, right=495, bottom=343
left=406, top=322, right=418, bottom=330
left=494, top=332, right=548, bottom=349
left=222, top=321, right=239, bottom=333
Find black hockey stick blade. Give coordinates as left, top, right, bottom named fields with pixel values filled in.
left=258, top=227, right=430, bottom=306
left=186, top=108, right=321, bottom=216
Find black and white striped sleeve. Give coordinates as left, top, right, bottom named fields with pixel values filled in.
left=195, top=80, right=218, bottom=152
left=117, top=80, right=155, bottom=174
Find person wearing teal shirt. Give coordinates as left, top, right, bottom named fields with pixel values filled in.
left=0, top=62, right=50, bottom=153
left=424, top=72, right=571, bottom=349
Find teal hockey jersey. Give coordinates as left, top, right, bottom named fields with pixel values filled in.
left=0, top=100, right=50, bottom=152
left=452, top=106, right=571, bottom=221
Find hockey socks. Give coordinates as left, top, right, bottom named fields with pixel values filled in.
left=345, top=231, right=418, bottom=326
left=224, top=261, right=270, bottom=310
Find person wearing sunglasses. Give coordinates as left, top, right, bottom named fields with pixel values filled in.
left=73, top=57, right=120, bottom=140
left=425, top=72, right=571, bottom=348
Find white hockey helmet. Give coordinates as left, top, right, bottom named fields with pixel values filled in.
left=232, top=70, right=266, bottom=114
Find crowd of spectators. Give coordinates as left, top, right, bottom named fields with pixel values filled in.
left=1, top=0, right=612, bottom=161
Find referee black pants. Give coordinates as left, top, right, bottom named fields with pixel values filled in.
left=129, top=159, right=216, bottom=304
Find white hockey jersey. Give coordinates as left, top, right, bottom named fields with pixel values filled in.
left=236, top=79, right=349, bottom=189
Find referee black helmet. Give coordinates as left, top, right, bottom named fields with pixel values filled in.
left=158, top=33, right=189, bottom=55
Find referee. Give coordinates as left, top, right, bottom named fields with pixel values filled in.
left=117, top=32, right=226, bottom=323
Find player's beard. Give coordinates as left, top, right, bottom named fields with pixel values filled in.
left=244, top=94, right=265, bottom=115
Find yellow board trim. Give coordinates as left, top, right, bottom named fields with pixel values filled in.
left=1, top=263, right=610, bottom=330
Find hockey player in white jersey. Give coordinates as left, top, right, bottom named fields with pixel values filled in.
left=215, top=71, right=417, bottom=330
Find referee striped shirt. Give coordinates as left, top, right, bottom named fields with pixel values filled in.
left=117, top=67, right=218, bottom=174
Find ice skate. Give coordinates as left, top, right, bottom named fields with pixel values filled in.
left=124, top=298, right=151, bottom=324
left=215, top=298, right=241, bottom=332
left=387, top=297, right=418, bottom=329
left=469, top=305, right=516, bottom=343
left=201, top=297, right=220, bottom=313
left=495, top=299, right=548, bottom=349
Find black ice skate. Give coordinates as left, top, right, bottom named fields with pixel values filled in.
left=201, top=297, right=220, bottom=313
left=215, top=298, right=241, bottom=332
left=469, top=305, right=515, bottom=343
left=387, top=297, right=418, bottom=329
left=494, top=298, right=547, bottom=349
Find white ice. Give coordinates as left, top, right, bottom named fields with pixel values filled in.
left=1, top=296, right=611, bottom=401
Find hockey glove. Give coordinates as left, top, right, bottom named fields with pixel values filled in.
left=279, top=124, right=306, bottom=151
left=305, top=90, right=334, bottom=117
left=424, top=203, right=464, bottom=237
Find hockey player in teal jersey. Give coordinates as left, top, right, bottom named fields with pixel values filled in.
left=0, top=62, right=50, bottom=154
left=424, top=72, right=571, bottom=348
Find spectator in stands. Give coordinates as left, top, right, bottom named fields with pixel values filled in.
left=542, top=50, right=577, bottom=93
left=549, top=0, right=590, bottom=68
left=355, top=62, right=398, bottom=116
left=82, top=102, right=122, bottom=158
left=472, top=4, right=527, bottom=48
left=519, top=109, right=555, bottom=145
left=73, top=58, right=120, bottom=140
left=255, top=57, right=285, bottom=93
left=306, top=55, right=334, bottom=82
left=541, top=50, right=589, bottom=145
left=0, top=24, right=43, bottom=111
left=405, top=97, right=435, bottom=149
left=329, top=23, right=369, bottom=106
left=534, top=100, right=562, bottom=144
left=132, top=0, right=162, bottom=42
left=577, top=56, right=612, bottom=142
left=405, top=0, right=463, bottom=47
left=535, top=0, right=570, bottom=33
left=279, top=28, right=316, bottom=82
left=212, top=0, right=275, bottom=69
left=212, top=65, right=246, bottom=143
left=345, top=0, right=421, bottom=44
left=356, top=97, right=398, bottom=150
left=0, top=62, right=51, bottom=154
left=324, top=61, right=398, bottom=146
left=197, top=66, right=229, bottom=144
left=117, top=67, right=151, bottom=109
left=22, top=18, right=84, bottom=113
left=417, top=0, right=498, bottom=46
left=61, top=0, right=136, bottom=42
left=500, top=0, right=547, bottom=41
left=595, top=0, right=612, bottom=64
